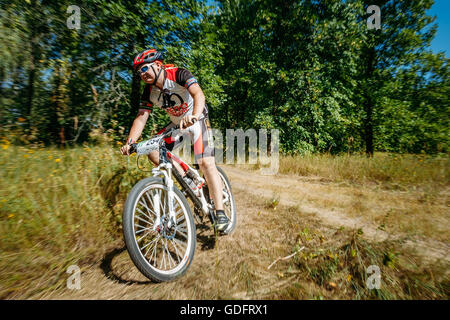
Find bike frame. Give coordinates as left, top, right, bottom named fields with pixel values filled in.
left=148, top=135, right=216, bottom=225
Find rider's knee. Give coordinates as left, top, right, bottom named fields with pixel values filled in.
left=148, top=151, right=159, bottom=165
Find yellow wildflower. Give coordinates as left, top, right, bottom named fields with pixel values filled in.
left=55, top=158, right=61, bottom=163
left=2, top=145, right=9, bottom=150
left=8, top=214, right=14, bottom=219
left=328, top=282, right=337, bottom=289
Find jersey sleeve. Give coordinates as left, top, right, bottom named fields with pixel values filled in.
left=139, top=84, right=153, bottom=109
left=175, top=68, right=198, bottom=89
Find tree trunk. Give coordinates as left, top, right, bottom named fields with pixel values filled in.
left=59, top=127, right=66, bottom=146
left=26, top=43, right=36, bottom=131
left=130, top=71, right=141, bottom=113
left=364, top=47, right=376, bottom=157
left=26, top=0, right=39, bottom=132
left=0, top=66, right=4, bottom=98
left=364, top=94, right=374, bottom=157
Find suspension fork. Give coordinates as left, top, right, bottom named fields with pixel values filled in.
left=151, top=162, right=177, bottom=228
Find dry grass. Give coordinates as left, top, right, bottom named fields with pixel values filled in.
left=241, top=153, right=450, bottom=243
left=267, top=218, right=449, bottom=300
left=0, top=144, right=448, bottom=299
left=0, top=143, right=145, bottom=298
left=36, top=184, right=448, bottom=300
left=278, top=152, right=449, bottom=191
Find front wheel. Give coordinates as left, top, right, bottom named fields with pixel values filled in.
left=123, top=177, right=196, bottom=282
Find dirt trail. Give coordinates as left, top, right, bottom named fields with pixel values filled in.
left=224, top=166, right=450, bottom=264
left=37, top=166, right=449, bottom=300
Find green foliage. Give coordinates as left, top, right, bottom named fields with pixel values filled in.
left=0, top=0, right=448, bottom=155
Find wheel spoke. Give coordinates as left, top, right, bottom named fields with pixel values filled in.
left=175, top=208, right=185, bottom=222
left=163, top=239, right=168, bottom=270
left=177, top=221, right=187, bottom=230
left=172, top=237, right=188, bottom=252
left=150, top=238, right=159, bottom=264
left=135, top=214, right=153, bottom=226
left=143, top=236, right=159, bottom=257
left=138, top=198, right=157, bottom=219
left=170, top=238, right=183, bottom=263
left=145, top=192, right=156, bottom=211
left=138, top=232, right=158, bottom=247
left=165, top=239, right=177, bottom=269
left=135, top=224, right=152, bottom=234
left=128, top=182, right=196, bottom=276
left=176, top=228, right=189, bottom=240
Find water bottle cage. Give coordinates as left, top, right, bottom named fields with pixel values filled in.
left=187, top=169, right=205, bottom=188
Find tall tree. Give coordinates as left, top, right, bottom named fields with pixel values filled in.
left=356, top=0, right=440, bottom=156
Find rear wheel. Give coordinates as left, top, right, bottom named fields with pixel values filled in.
left=204, top=166, right=237, bottom=234
left=123, top=177, right=196, bottom=282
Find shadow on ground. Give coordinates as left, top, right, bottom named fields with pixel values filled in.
left=196, top=224, right=217, bottom=250
left=99, top=221, right=218, bottom=285
left=99, top=246, right=153, bottom=285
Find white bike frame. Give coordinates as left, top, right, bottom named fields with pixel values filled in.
left=151, top=161, right=213, bottom=224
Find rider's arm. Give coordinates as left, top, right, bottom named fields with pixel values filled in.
left=175, top=68, right=204, bottom=120
left=188, top=83, right=205, bottom=120
left=126, top=109, right=150, bottom=144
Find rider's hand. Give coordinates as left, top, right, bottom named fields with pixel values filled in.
left=120, top=144, right=132, bottom=155
left=180, top=115, right=198, bottom=130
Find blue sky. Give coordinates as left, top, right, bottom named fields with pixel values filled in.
left=428, top=0, right=450, bottom=56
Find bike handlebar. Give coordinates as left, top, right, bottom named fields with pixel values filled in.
left=127, top=118, right=198, bottom=155
left=128, top=124, right=181, bottom=155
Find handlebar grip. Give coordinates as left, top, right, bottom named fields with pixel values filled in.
left=129, top=143, right=137, bottom=155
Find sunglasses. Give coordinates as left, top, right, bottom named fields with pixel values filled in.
left=138, top=63, right=155, bottom=75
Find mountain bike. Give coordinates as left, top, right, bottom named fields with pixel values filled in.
left=122, top=123, right=236, bottom=282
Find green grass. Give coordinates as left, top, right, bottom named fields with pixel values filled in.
left=0, top=143, right=148, bottom=298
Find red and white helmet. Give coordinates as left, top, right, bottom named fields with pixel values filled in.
left=133, top=49, right=163, bottom=70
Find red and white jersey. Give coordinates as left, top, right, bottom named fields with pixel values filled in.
left=140, top=66, right=199, bottom=124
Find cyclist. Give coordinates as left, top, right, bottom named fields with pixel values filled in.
left=120, top=49, right=229, bottom=231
